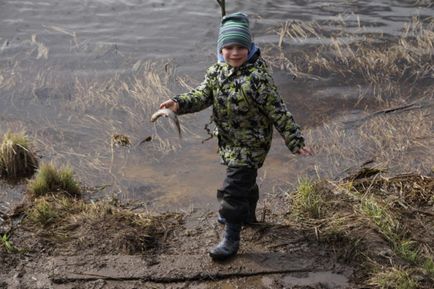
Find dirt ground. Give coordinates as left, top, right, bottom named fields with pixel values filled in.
left=1, top=171, right=433, bottom=289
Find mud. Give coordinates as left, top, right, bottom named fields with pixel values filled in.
left=0, top=205, right=353, bottom=289
left=1, top=172, right=433, bottom=288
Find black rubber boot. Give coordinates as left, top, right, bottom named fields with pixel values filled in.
left=217, top=214, right=226, bottom=225
left=246, top=202, right=258, bottom=224
left=209, top=223, right=241, bottom=261
left=217, top=211, right=257, bottom=225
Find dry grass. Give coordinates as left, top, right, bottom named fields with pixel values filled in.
left=1, top=55, right=186, bottom=188
left=265, top=16, right=433, bottom=102
left=287, top=172, right=434, bottom=288
left=0, top=62, right=21, bottom=90
left=0, top=132, right=38, bottom=180
left=272, top=16, right=433, bottom=82
left=369, top=267, right=418, bottom=289
left=70, top=60, right=173, bottom=122
left=67, top=60, right=183, bottom=156
left=20, top=194, right=182, bottom=254
left=413, top=0, right=432, bottom=7
left=304, top=106, right=433, bottom=179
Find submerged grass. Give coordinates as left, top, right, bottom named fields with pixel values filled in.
left=271, top=16, right=433, bottom=83
left=0, top=131, right=38, bottom=180
left=28, top=163, right=80, bottom=197
left=305, top=106, right=433, bottom=179
left=2, top=55, right=185, bottom=192
left=266, top=16, right=433, bottom=102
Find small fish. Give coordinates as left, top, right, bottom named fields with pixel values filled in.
left=151, top=108, right=182, bottom=138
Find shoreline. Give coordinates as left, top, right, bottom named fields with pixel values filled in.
left=1, top=168, right=433, bottom=289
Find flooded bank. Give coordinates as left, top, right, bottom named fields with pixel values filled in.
left=0, top=0, right=433, bottom=210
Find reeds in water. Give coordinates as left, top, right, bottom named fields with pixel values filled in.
left=267, top=16, right=433, bottom=100
left=0, top=132, right=38, bottom=180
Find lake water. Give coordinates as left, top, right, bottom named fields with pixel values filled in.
left=0, top=0, right=432, bottom=211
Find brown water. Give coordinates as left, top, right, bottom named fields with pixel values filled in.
left=0, top=0, right=433, bottom=211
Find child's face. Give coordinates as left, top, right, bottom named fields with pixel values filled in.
left=221, top=45, right=249, bottom=68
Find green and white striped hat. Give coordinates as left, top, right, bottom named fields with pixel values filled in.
left=217, top=12, right=252, bottom=52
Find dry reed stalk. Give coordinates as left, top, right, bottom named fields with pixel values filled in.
left=305, top=107, right=433, bottom=179
left=31, top=34, right=49, bottom=60
left=268, top=17, right=433, bottom=94
left=0, top=61, right=22, bottom=90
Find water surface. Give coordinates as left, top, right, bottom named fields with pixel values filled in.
left=0, top=0, right=432, bottom=210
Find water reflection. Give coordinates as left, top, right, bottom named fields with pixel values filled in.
left=0, top=0, right=432, bottom=209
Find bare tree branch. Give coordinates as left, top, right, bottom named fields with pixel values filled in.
left=216, top=0, right=226, bottom=17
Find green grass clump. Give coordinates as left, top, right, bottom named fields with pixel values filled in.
left=360, top=197, right=399, bottom=242
left=0, top=132, right=38, bottom=179
left=27, top=198, right=59, bottom=226
left=28, top=163, right=80, bottom=197
left=369, top=267, right=418, bottom=289
left=0, top=233, right=18, bottom=253
left=423, top=258, right=434, bottom=277
left=292, top=178, right=324, bottom=219
left=395, top=240, right=420, bottom=264
left=360, top=197, right=422, bottom=263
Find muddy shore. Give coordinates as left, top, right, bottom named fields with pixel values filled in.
left=1, top=169, right=433, bottom=289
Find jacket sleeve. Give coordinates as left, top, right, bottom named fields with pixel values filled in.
left=171, top=67, right=214, bottom=115
left=251, top=71, right=305, bottom=153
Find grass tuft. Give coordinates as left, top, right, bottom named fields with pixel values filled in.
left=27, top=198, right=59, bottom=226
left=369, top=267, right=418, bottom=289
left=0, top=132, right=38, bottom=180
left=395, top=240, right=420, bottom=264
left=360, top=197, right=399, bottom=242
left=423, top=258, right=434, bottom=277
left=291, top=178, right=324, bottom=219
left=360, top=197, right=424, bottom=264
left=0, top=233, right=18, bottom=253
left=20, top=194, right=176, bottom=254
left=28, top=163, right=80, bottom=197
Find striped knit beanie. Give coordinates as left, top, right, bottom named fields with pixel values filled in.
left=217, top=12, right=252, bottom=52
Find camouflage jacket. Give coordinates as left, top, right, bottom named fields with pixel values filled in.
left=172, top=56, right=305, bottom=168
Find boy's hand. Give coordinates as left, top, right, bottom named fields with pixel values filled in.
left=296, top=146, right=314, bottom=156
left=159, top=99, right=179, bottom=113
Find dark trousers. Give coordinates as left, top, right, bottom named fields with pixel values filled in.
left=217, top=166, right=259, bottom=224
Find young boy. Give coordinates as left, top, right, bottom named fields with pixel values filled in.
left=159, top=12, right=313, bottom=260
